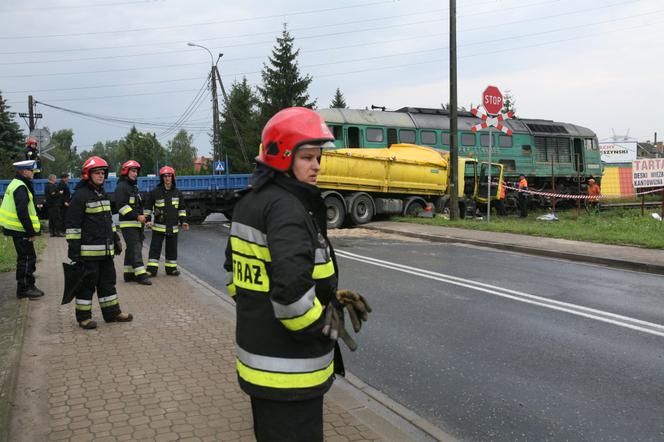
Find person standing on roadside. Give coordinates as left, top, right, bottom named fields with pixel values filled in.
left=66, top=156, right=133, bottom=329
left=224, top=107, right=371, bottom=442
left=56, top=173, right=71, bottom=236
left=0, top=160, right=44, bottom=299
left=144, top=166, right=189, bottom=277
left=518, top=174, right=529, bottom=218
left=45, top=174, right=62, bottom=236
left=586, top=178, right=601, bottom=214
left=116, top=160, right=151, bottom=285
left=495, top=179, right=507, bottom=216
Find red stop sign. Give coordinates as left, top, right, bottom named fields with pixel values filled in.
left=482, top=85, right=503, bottom=115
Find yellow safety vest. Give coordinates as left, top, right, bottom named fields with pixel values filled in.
left=0, top=179, right=41, bottom=233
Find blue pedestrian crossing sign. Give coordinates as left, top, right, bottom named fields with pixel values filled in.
left=214, top=161, right=225, bottom=172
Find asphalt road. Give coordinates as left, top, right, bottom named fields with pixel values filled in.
left=162, top=218, right=664, bottom=442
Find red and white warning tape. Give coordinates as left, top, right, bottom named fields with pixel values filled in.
left=502, top=185, right=664, bottom=200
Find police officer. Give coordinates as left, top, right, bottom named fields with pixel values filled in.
left=56, top=173, right=71, bottom=236
left=66, top=156, right=133, bottom=329
left=0, top=160, right=44, bottom=299
left=116, top=160, right=151, bottom=285
left=144, top=166, right=189, bottom=277
left=45, top=174, right=62, bottom=236
left=224, top=107, right=370, bottom=441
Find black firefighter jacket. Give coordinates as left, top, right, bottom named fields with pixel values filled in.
left=144, top=183, right=187, bottom=235
left=66, top=180, right=121, bottom=261
left=115, top=177, right=144, bottom=229
left=224, top=173, right=340, bottom=402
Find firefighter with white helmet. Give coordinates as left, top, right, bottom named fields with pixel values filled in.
left=115, top=160, right=151, bottom=285
left=144, top=165, right=189, bottom=277
left=65, top=156, right=133, bottom=329
left=223, top=107, right=371, bottom=441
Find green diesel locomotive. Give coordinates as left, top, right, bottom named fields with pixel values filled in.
left=319, top=107, right=601, bottom=205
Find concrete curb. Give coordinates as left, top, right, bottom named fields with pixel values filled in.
left=0, top=298, right=29, bottom=442
left=363, top=225, right=664, bottom=275
left=177, top=266, right=455, bottom=441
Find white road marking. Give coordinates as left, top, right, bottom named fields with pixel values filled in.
left=335, top=249, right=664, bottom=338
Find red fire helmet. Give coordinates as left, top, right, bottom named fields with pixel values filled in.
left=121, top=160, right=141, bottom=176
left=82, top=156, right=109, bottom=180
left=159, top=165, right=176, bottom=177
left=256, top=107, right=335, bottom=171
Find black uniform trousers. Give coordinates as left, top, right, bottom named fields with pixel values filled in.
left=12, top=237, right=36, bottom=295
left=518, top=193, right=528, bottom=218
left=58, top=206, right=68, bottom=234
left=121, top=227, right=147, bottom=279
left=74, top=259, right=121, bottom=322
left=147, top=231, right=178, bottom=275
left=250, top=396, right=323, bottom=442
left=47, top=206, right=61, bottom=235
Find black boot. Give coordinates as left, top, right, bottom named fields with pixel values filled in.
left=166, top=269, right=180, bottom=276
left=30, top=286, right=45, bottom=296
left=123, top=273, right=135, bottom=283
left=136, top=276, right=152, bottom=286
left=17, top=287, right=44, bottom=299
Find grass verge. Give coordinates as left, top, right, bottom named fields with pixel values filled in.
left=393, top=208, right=664, bottom=249
left=0, top=233, right=47, bottom=273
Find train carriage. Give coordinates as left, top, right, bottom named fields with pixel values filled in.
left=319, top=107, right=601, bottom=206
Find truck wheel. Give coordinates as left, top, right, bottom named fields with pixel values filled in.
left=404, top=200, right=425, bottom=216
left=324, top=195, right=346, bottom=229
left=349, top=194, right=374, bottom=225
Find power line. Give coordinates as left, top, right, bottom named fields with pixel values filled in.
left=0, top=0, right=154, bottom=13
left=0, top=0, right=647, bottom=77
left=0, top=0, right=396, bottom=40
left=6, top=7, right=663, bottom=95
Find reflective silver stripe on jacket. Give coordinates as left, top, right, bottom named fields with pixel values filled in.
left=66, top=228, right=81, bottom=234
left=236, top=345, right=334, bottom=373
left=271, top=285, right=316, bottom=319
left=86, top=200, right=111, bottom=208
left=315, top=247, right=330, bottom=264
left=75, top=299, right=92, bottom=305
left=81, top=244, right=108, bottom=251
left=230, top=222, right=268, bottom=246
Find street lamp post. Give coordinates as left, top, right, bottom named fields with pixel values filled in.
left=187, top=42, right=221, bottom=170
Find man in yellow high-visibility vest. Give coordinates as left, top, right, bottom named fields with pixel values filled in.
left=0, top=160, right=44, bottom=299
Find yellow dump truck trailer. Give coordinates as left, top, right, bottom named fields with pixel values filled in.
left=318, top=144, right=503, bottom=228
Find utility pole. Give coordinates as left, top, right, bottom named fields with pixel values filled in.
left=28, top=95, right=35, bottom=131
left=449, top=0, right=460, bottom=219
left=214, top=62, right=249, bottom=164
left=210, top=66, right=221, bottom=165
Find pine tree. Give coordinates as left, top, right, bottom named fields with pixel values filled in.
left=220, top=77, right=260, bottom=173
left=502, top=89, right=517, bottom=115
left=257, top=24, right=315, bottom=126
left=330, top=88, right=347, bottom=109
left=0, top=92, right=24, bottom=178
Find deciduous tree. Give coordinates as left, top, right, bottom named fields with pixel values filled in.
left=167, top=129, right=197, bottom=175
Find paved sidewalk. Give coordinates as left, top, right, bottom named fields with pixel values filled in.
left=366, top=221, right=664, bottom=274
left=8, top=237, right=437, bottom=442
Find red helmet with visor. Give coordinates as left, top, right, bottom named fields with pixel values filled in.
left=121, top=160, right=141, bottom=176
left=82, top=156, right=109, bottom=180
left=256, top=107, right=335, bottom=171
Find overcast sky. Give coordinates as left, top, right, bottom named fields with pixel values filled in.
left=2, top=0, right=663, bottom=158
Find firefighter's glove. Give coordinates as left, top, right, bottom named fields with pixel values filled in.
left=322, top=303, right=358, bottom=352
left=336, top=289, right=372, bottom=333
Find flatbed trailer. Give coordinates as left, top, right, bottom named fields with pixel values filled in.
left=0, top=174, right=251, bottom=223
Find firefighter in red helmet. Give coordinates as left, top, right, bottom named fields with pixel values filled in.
left=65, top=156, right=133, bottom=329
left=144, top=165, right=188, bottom=277
left=116, top=160, right=151, bottom=285
left=25, top=137, right=41, bottom=173
left=223, top=107, right=371, bottom=441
